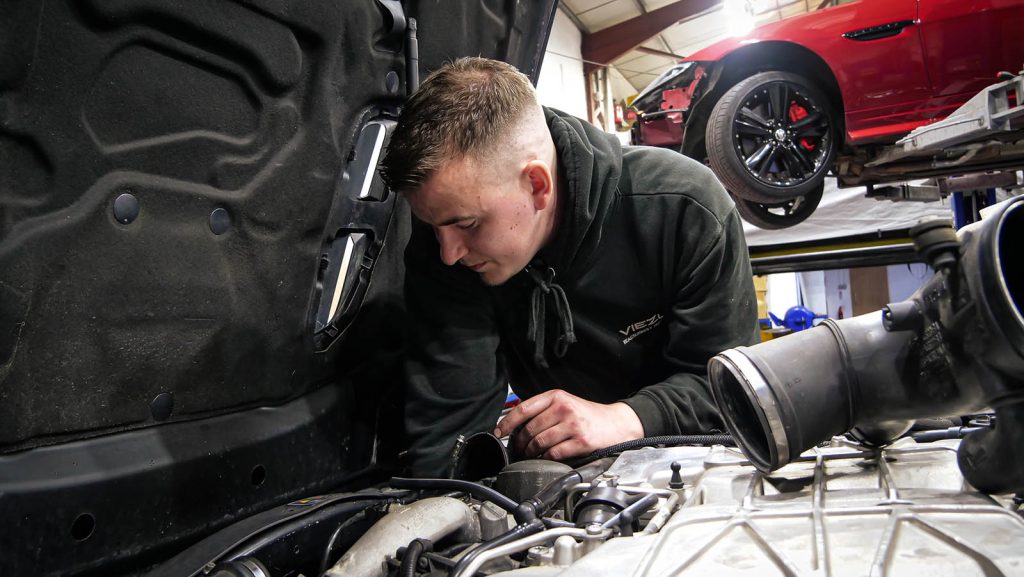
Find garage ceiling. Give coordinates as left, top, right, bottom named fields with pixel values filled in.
left=560, top=0, right=823, bottom=100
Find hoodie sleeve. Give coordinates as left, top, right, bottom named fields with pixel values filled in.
left=402, top=220, right=508, bottom=477
left=621, top=200, right=759, bottom=437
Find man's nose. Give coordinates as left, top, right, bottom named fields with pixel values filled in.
left=437, top=229, right=468, bottom=266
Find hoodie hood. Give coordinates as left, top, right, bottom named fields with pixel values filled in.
left=540, top=108, right=622, bottom=279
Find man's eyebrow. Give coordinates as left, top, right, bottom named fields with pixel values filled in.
left=437, top=215, right=475, bottom=227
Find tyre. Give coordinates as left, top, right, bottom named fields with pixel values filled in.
left=706, top=71, right=837, bottom=204
left=732, top=182, right=823, bottom=230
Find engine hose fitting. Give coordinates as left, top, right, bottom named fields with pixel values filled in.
left=513, top=460, right=610, bottom=524
left=399, top=538, right=432, bottom=577
left=448, top=518, right=545, bottom=577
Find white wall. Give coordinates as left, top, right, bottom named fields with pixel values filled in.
left=799, top=271, right=827, bottom=315
left=766, top=271, right=828, bottom=325
left=887, top=262, right=931, bottom=302
left=767, top=265, right=926, bottom=323
left=766, top=273, right=799, bottom=323
left=824, top=269, right=853, bottom=320
left=536, top=8, right=587, bottom=120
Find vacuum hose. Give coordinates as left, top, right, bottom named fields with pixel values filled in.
left=709, top=196, right=1024, bottom=494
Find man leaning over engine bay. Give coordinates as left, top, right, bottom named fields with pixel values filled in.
left=381, top=57, right=759, bottom=477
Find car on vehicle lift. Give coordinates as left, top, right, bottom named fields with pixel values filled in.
left=630, top=0, right=1024, bottom=229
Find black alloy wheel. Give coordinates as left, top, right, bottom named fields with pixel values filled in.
left=731, top=184, right=823, bottom=230
left=707, top=71, right=837, bottom=204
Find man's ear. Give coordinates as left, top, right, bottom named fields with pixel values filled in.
left=523, top=160, right=554, bottom=211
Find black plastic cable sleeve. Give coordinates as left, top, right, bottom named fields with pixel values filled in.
left=388, top=477, right=518, bottom=513
left=566, top=435, right=734, bottom=468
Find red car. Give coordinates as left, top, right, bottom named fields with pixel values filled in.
left=631, top=0, right=1024, bottom=228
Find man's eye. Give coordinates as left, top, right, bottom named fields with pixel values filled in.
left=457, top=220, right=477, bottom=230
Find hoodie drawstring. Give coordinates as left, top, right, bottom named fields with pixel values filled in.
left=525, top=266, right=576, bottom=368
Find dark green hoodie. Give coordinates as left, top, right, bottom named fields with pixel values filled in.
left=402, top=108, right=758, bottom=476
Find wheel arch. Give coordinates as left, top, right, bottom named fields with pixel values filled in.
left=683, top=41, right=844, bottom=159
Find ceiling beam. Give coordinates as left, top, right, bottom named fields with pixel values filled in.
left=581, top=0, right=721, bottom=71
left=558, top=1, right=589, bottom=33
left=634, top=45, right=685, bottom=60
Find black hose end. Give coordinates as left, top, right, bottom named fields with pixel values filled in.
left=399, top=538, right=432, bottom=577
left=514, top=500, right=539, bottom=525
left=573, top=461, right=608, bottom=483
left=882, top=301, right=923, bottom=332
left=910, top=218, right=959, bottom=272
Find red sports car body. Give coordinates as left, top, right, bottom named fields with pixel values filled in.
left=632, top=0, right=1024, bottom=228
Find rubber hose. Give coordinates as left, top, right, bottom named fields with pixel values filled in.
left=542, top=517, right=576, bottom=528
left=912, top=426, right=985, bottom=442
left=567, top=435, right=734, bottom=468
left=400, top=538, right=428, bottom=577
left=389, top=477, right=518, bottom=513
left=514, top=460, right=611, bottom=524
left=448, top=518, right=545, bottom=577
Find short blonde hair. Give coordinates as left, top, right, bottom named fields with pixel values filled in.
left=381, top=57, right=538, bottom=194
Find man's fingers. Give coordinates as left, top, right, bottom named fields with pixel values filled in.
left=520, top=406, right=563, bottom=442
left=542, top=438, right=588, bottom=461
left=496, top=392, right=644, bottom=463
left=512, top=407, right=563, bottom=456
left=494, top=391, right=555, bottom=437
left=524, top=422, right=574, bottom=458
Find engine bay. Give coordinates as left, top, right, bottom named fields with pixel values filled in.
left=191, top=435, right=1024, bottom=577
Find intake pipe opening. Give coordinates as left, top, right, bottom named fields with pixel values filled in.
left=708, top=314, right=918, bottom=471
left=709, top=196, right=1024, bottom=494
left=708, top=350, right=787, bottom=471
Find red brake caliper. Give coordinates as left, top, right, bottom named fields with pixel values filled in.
left=788, top=102, right=815, bottom=151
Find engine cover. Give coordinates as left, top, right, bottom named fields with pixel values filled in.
left=540, top=440, right=1023, bottom=576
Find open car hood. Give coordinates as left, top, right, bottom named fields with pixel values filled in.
left=0, top=1, right=557, bottom=574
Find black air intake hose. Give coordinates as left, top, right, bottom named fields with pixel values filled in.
left=708, top=196, right=1024, bottom=494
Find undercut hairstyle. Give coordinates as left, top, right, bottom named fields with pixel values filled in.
left=381, top=57, right=538, bottom=194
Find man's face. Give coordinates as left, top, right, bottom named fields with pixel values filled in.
left=408, top=155, right=550, bottom=286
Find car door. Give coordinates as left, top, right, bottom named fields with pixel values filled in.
left=918, top=0, right=1024, bottom=105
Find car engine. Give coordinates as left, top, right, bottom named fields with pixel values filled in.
left=301, top=437, right=1021, bottom=577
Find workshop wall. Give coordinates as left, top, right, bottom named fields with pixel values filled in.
left=537, top=9, right=587, bottom=119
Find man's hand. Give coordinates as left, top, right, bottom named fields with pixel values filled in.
left=494, top=390, right=645, bottom=460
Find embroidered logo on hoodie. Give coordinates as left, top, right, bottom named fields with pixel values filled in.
left=619, top=313, right=664, bottom=344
